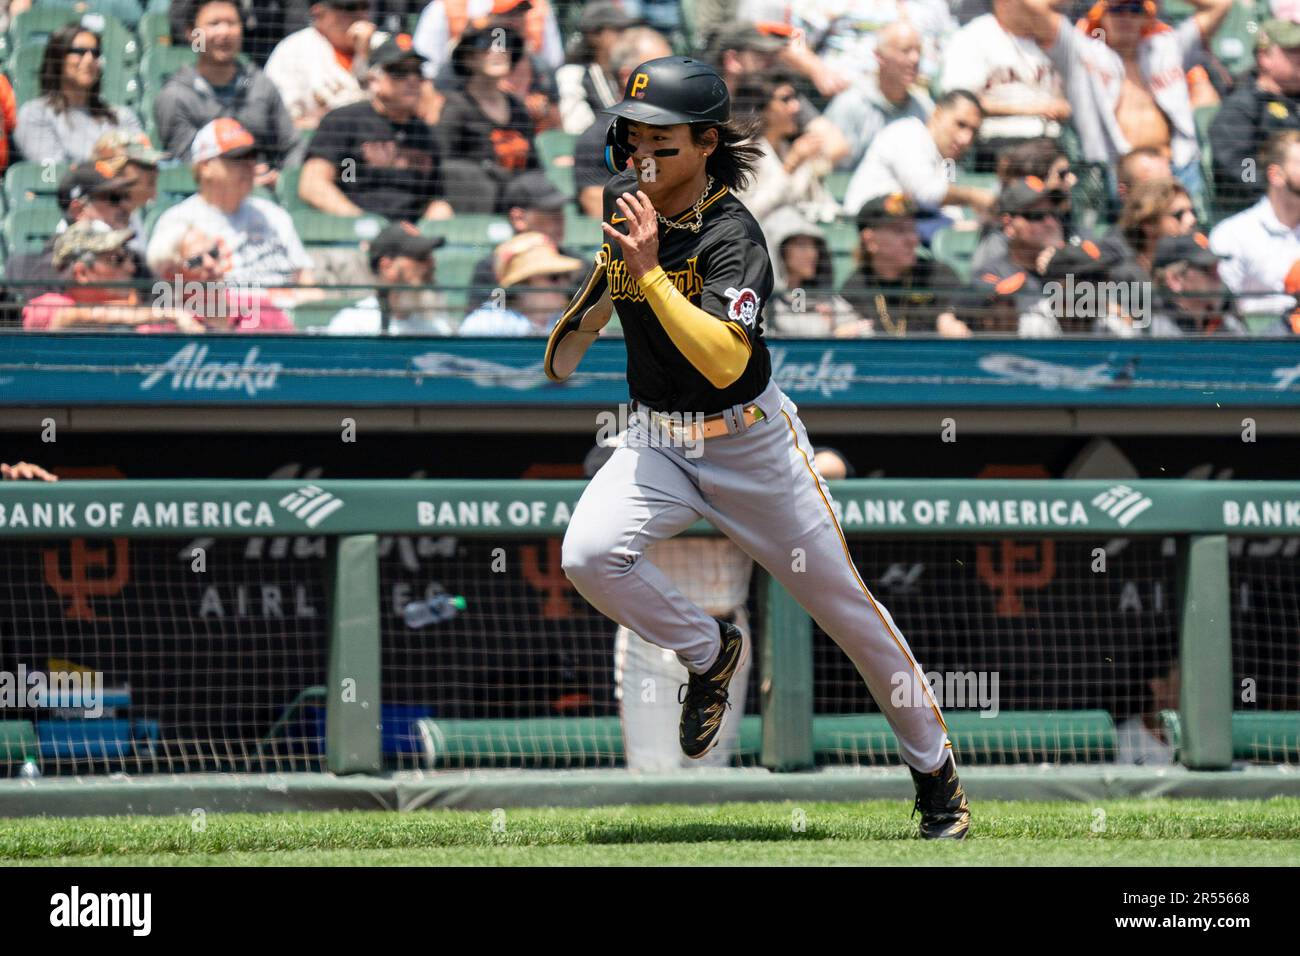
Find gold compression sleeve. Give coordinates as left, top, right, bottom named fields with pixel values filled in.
left=637, top=266, right=751, bottom=389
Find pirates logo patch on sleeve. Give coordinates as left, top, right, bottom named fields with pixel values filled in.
left=723, top=287, right=760, bottom=329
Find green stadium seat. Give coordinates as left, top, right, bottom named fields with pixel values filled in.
left=421, top=213, right=513, bottom=246
left=1212, top=2, right=1258, bottom=76
left=156, top=164, right=196, bottom=199
left=4, top=161, right=67, bottom=209
left=826, top=170, right=852, bottom=204
left=824, top=218, right=860, bottom=257
left=137, top=10, right=173, bottom=52
left=293, top=209, right=389, bottom=246
left=10, top=8, right=140, bottom=63
left=3, top=206, right=63, bottom=255
left=9, top=45, right=47, bottom=106
left=931, top=226, right=981, bottom=281
left=534, top=129, right=576, bottom=169
left=140, top=45, right=198, bottom=95
left=276, top=165, right=305, bottom=210
left=291, top=297, right=358, bottom=332
left=435, top=245, right=485, bottom=312
left=563, top=205, right=603, bottom=251
left=536, top=129, right=577, bottom=194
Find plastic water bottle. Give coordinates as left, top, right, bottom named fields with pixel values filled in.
left=18, top=758, right=41, bottom=780
left=403, top=594, right=467, bottom=628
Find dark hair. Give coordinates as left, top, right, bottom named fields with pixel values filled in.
left=779, top=231, right=835, bottom=290
left=690, top=117, right=764, bottom=191
left=39, top=24, right=114, bottom=121
left=731, top=70, right=799, bottom=125
left=997, top=138, right=1064, bottom=184
left=934, top=88, right=983, bottom=116
left=181, top=0, right=246, bottom=31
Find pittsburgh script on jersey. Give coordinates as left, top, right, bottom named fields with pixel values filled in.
left=605, top=245, right=704, bottom=304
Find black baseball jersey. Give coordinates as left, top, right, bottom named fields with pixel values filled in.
left=601, top=168, right=772, bottom=415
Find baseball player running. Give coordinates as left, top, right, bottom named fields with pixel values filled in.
left=544, top=57, right=969, bottom=839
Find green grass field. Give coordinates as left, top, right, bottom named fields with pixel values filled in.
left=3, top=799, right=1299, bottom=866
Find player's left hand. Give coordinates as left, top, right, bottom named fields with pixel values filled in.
left=602, top=191, right=660, bottom=280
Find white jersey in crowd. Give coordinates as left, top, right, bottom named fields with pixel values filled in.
left=148, top=194, right=314, bottom=286
left=264, top=27, right=366, bottom=127
left=614, top=537, right=755, bottom=771
left=1208, top=197, right=1300, bottom=317
left=939, top=13, right=1063, bottom=142
left=843, top=115, right=948, bottom=214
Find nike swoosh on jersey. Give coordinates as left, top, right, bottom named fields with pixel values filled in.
left=610, top=214, right=627, bottom=223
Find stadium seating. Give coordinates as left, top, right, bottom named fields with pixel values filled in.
left=422, top=214, right=513, bottom=246
left=4, top=161, right=66, bottom=210
left=292, top=209, right=389, bottom=247
left=434, top=246, right=486, bottom=311
left=3, top=206, right=62, bottom=255
left=931, top=226, right=980, bottom=281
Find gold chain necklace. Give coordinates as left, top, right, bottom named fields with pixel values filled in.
left=657, top=175, right=715, bottom=233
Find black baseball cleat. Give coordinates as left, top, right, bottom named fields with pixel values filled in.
left=910, top=753, right=971, bottom=840
left=679, top=619, right=747, bottom=760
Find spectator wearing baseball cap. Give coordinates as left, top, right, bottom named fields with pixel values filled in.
left=155, top=0, right=302, bottom=184
left=556, top=1, right=637, bottom=135
left=976, top=176, right=1066, bottom=308
left=765, top=204, right=865, bottom=337
left=711, top=22, right=849, bottom=170
left=436, top=24, right=541, bottom=214
left=301, top=33, right=452, bottom=222
left=1, top=163, right=141, bottom=314
left=23, top=220, right=204, bottom=334
left=147, top=118, right=314, bottom=291
left=92, top=130, right=167, bottom=256
left=1210, top=19, right=1300, bottom=215
left=14, top=23, right=146, bottom=168
left=327, top=221, right=455, bottom=335
left=469, top=171, right=582, bottom=296
left=1149, top=232, right=1246, bottom=337
left=838, top=193, right=970, bottom=337
left=264, top=0, right=378, bottom=130
left=459, top=231, right=583, bottom=335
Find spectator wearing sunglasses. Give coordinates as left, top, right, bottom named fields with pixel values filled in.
left=148, top=119, right=314, bottom=293
left=732, top=71, right=841, bottom=228
left=1100, top=178, right=1197, bottom=281
left=973, top=138, right=1079, bottom=274
left=155, top=0, right=303, bottom=185
left=301, top=34, right=451, bottom=221
left=14, top=24, right=144, bottom=167
left=146, top=225, right=295, bottom=332
left=972, top=177, right=1067, bottom=321
left=436, top=25, right=540, bottom=214
left=23, top=220, right=204, bottom=333
left=1, top=164, right=142, bottom=314
left=91, top=130, right=168, bottom=258
left=265, top=0, right=378, bottom=130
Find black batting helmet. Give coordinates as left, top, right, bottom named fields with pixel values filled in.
left=601, top=56, right=731, bottom=174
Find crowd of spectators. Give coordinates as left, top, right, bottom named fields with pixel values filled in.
left=0, top=0, right=1298, bottom=338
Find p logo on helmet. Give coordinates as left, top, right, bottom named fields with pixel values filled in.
left=630, top=73, right=649, bottom=99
